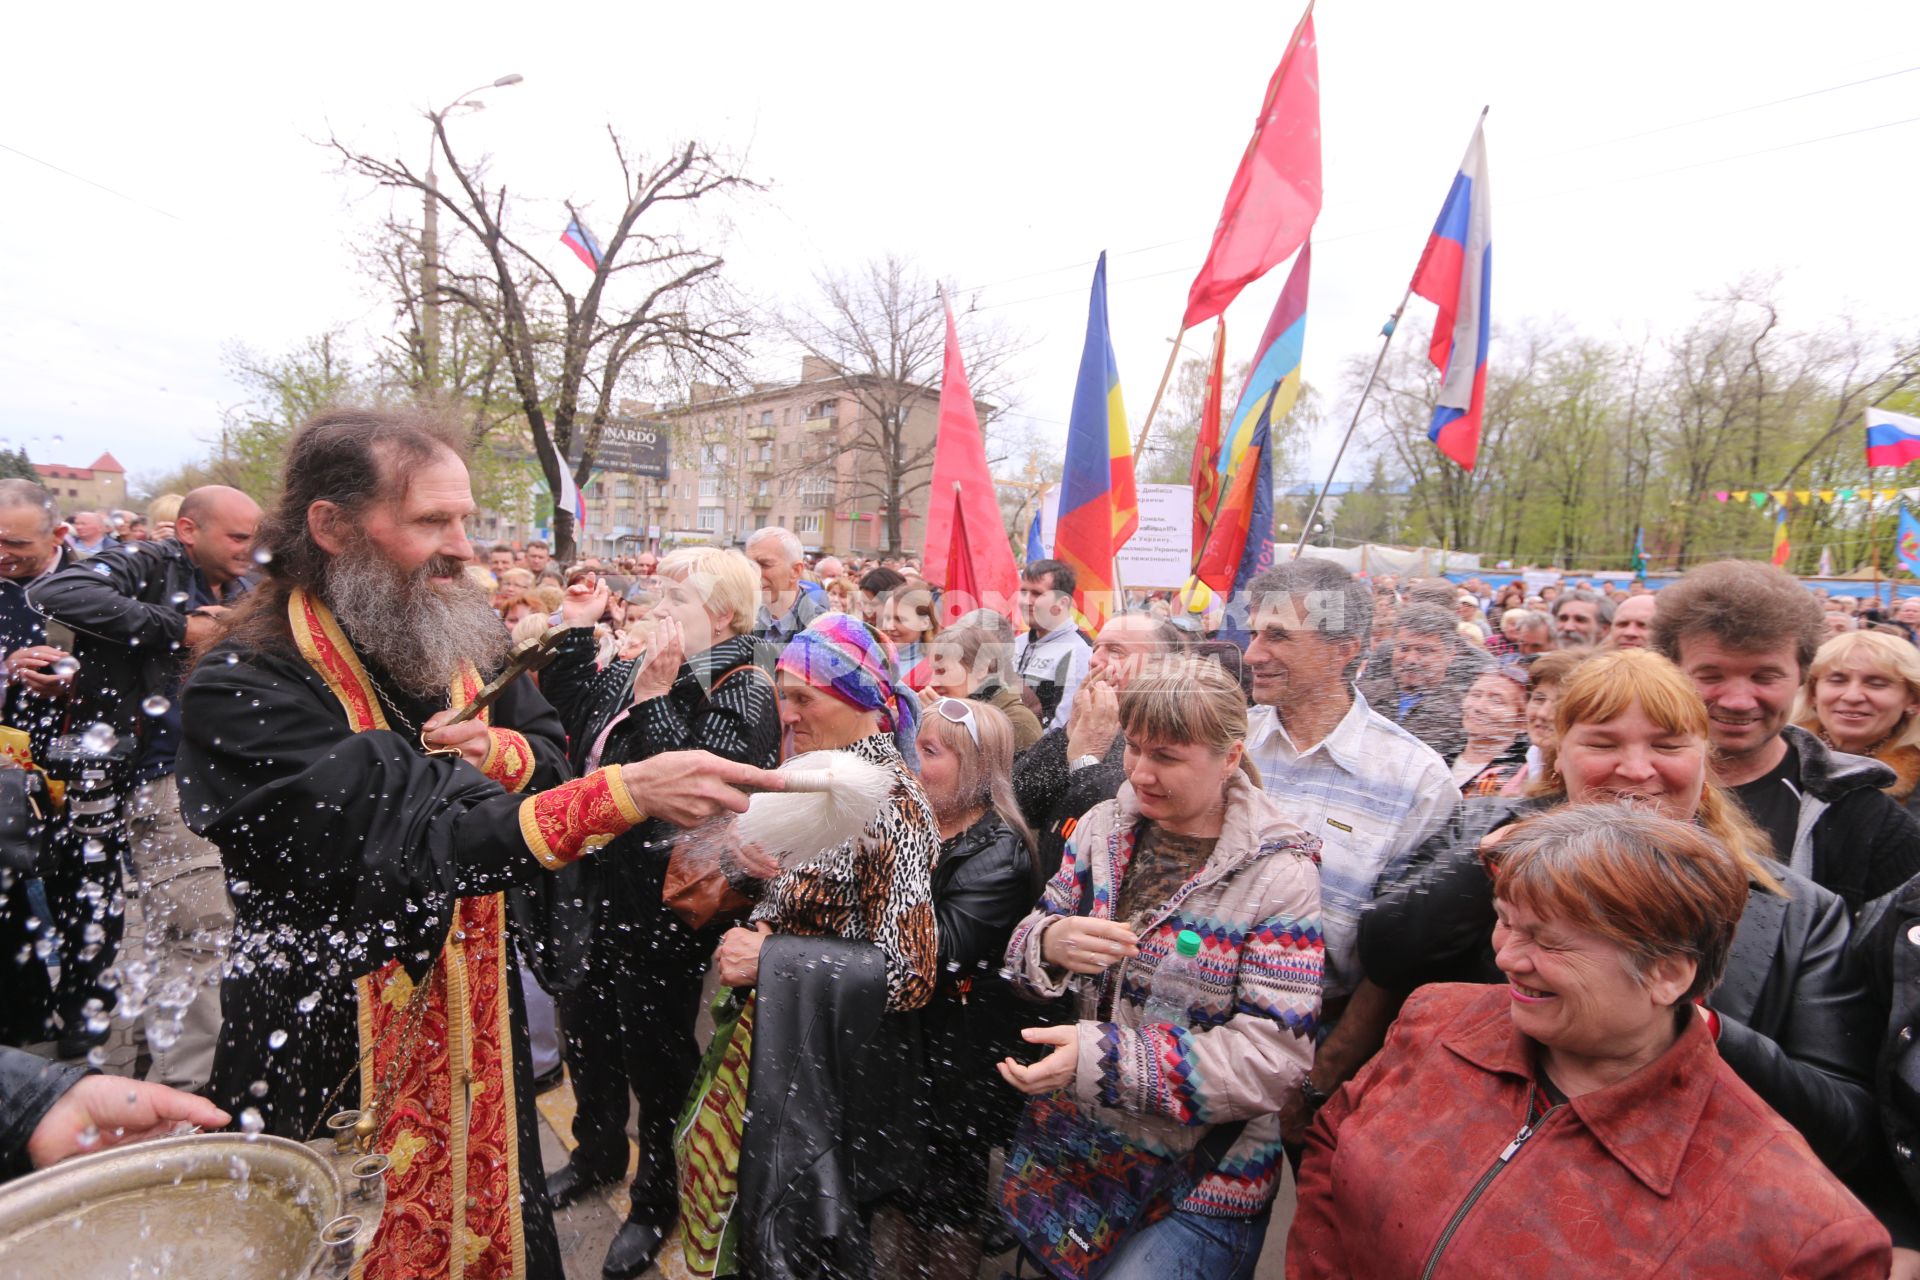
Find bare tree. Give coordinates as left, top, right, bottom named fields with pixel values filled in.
left=777, top=256, right=1022, bottom=555
left=330, top=116, right=755, bottom=559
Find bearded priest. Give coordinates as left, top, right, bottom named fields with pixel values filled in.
left=177, top=408, right=778, bottom=1280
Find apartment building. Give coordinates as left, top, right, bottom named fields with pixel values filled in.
left=468, top=358, right=941, bottom=560
left=652, top=356, right=939, bottom=557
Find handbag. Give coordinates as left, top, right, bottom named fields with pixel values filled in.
left=996, top=1091, right=1243, bottom=1280
left=0, top=757, right=50, bottom=875
left=661, top=662, right=777, bottom=930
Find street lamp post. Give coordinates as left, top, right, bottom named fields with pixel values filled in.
left=421, top=73, right=522, bottom=389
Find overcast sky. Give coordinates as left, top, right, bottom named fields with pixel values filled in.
left=4, top=0, right=1917, bottom=503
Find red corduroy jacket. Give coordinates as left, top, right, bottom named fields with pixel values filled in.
left=1287, top=984, right=1889, bottom=1279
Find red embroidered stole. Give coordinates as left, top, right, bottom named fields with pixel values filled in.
left=288, top=588, right=526, bottom=1280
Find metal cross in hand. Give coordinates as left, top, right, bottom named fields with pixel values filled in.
left=421, top=625, right=569, bottom=757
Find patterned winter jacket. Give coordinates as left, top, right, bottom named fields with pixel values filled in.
left=1004, top=770, right=1323, bottom=1217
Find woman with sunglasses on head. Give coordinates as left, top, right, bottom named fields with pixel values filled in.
left=883, top=696, right=1044, bottom=1280
left=996, top=658, right=1322, bottom=1280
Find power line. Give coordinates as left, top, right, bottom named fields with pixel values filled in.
left=0, top=140, right=184, bottom=222
left=1533, top=64, right=1920, bottom=159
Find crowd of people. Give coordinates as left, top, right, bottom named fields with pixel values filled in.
left=0, top=406, right=1918, bottom=1279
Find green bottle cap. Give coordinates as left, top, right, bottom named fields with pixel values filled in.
left=1175, top=929, right=1203, bottom=958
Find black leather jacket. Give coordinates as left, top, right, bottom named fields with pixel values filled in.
left=932, top=813, right=1040, bottom=981
left=1854, top=876, right=1920, bottom=1242
left=736, top=935, right=921, bottom=1279
left=27, top=538, right=236, bottom=753
left=1362, top=796, right=1880, bottom=1180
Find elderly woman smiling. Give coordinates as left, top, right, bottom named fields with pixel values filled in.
left=1289, top=804, right=1890, bottom=1278
left=1794, top=629, right=1920, bottom=812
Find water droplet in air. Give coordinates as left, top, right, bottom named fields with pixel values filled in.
left=251, top=548, right=273, bottom=566
left=297, top=991, right=321, bottom=1014
left=75, top=1124, right=99, bottom=1150
left=239, top=1107, right=265, bottom=1135
left=141, top=695, right=170, bottom=717
left=52, top=658, right=79, bottom=677
left=249, top=1079, right=269, bottom=1098
left=80, top=723, right=118, bottom=755
left=86, top=1046, right=108, bottom=1068
left=267, top=1029, right=288, bottom=1050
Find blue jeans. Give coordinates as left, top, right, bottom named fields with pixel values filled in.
left=1097, top=1207, right=1270, bottom=1280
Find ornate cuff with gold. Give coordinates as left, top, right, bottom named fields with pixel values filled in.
left=518, top=765, right=645, bottom=870
left=479, top=728, right=536, bottom=793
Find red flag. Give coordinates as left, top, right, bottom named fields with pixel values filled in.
left=941, top=491, right=983, bottom=626
left=1193, top=422, right=1268, bottom=592
left=1190, top=320, right=1228, bottom=557
left=922, top=301, right=1018, bottom=618
left=1181, top=5, right=1323, bottom=332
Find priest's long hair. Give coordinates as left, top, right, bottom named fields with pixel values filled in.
left=208, top=405, right=473, bottom=660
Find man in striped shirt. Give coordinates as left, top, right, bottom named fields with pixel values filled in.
left=1239, top=559, right=1454, bottom=1148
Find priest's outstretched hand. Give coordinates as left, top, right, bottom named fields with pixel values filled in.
left=621, top=751, right=782, bottom=828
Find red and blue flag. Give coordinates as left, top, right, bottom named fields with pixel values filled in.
left=1193, top=388, right=1276, bottom=597
left=1053, top=252, right=1137, bottom=628
left=561, top=214, right=603, bottom=271
left=1865, top=407, right=1920, bottom=469
left=1410, top=119, right=1492, bottom=471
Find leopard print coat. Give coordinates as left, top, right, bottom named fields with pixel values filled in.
left=749, top=733, right=940, bottom=1011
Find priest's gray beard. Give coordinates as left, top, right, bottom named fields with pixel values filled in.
left=323, top=536, right=509, bottom=698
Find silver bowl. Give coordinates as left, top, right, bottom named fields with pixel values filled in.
left=0, top=1131, right=345, bottom=1279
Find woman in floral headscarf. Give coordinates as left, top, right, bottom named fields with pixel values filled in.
left=677, top=613, right=941, bottom=1278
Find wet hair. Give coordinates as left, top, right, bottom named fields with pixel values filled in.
left=1392, top=605, right=1459, bottom=642
left=1650, top=559, right=1824, bottom=674
left=1792, top=629, right=1920, bottom=755
left=1245, top=557, right=1374, bottom=654
left=1485, top=802, right=1751, bottom=1003
left=1529, top=649, right=1780, bottom=894
left=0, top=479, right=57, bottom=534
left=1403, top=578, right=1460, bottom=610
left=1117, top=657, right=1260, bottom=785
left=215, top=406, right=468, bottom=653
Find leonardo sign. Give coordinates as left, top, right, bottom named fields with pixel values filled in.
left=588, top=417, right=672, bottom=480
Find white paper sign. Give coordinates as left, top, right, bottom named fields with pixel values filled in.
left=1036, top=483, right=1195, bottom=591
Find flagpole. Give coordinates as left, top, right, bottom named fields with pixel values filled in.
left=1869, top=474, right=1882, bottom=609
left=1292, top=289, right=1414, bottom=559
left=1131, top=333, right=1187, bottom=461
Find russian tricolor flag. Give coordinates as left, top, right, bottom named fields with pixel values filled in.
left=1865, top=407, right=1920, bottom=469
left=1410, top=118, right=1492, bottom=471
left=561, top=214, right=603, bottom=272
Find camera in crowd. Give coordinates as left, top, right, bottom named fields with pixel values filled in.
left=41, top=731, right=140, bottom=861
